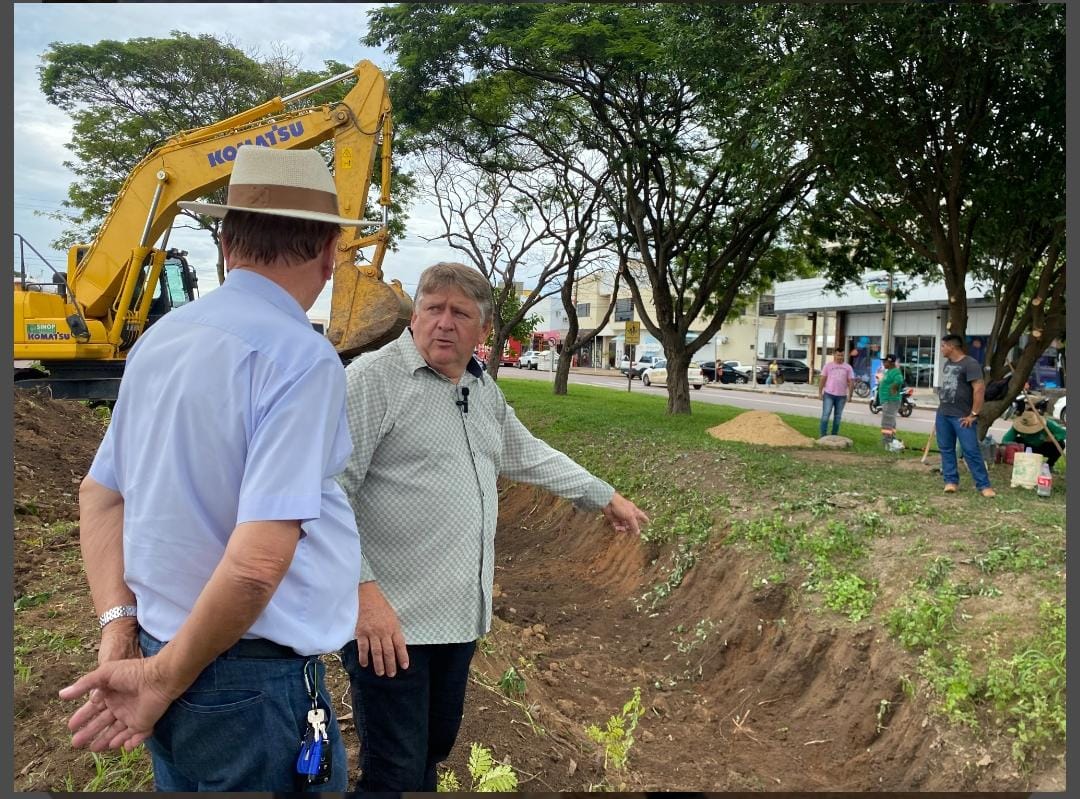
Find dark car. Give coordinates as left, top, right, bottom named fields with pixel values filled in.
left=701, top=361, right=750, bottom=384
left=756, top=358, right=812, bottom=384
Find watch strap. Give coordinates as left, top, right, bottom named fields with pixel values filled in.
left=98, top=604, right=138, bottom=629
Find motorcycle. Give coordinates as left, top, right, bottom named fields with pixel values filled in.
left=869, top=386, right=916, bottom=418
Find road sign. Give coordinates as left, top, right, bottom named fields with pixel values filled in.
left=624, top=321, right=641, bottom=345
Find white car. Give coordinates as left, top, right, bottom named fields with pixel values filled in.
left=518, top=350, right=554, bottom=370
left=640, top=359, right=704, bottom=390
left=723, top=360, right=754, bottom=376
left=1053, top=395, right=1066, bottom=425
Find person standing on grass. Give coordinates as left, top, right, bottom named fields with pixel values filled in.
left=58, top=147, right=363, bottom=791
left=936, top=333, right=995, bottom=498
left=818, top=348, right=855, bottom=437
left=336, top=261, right=649, bottom=792
left=878, top=353, right=906, bottom=449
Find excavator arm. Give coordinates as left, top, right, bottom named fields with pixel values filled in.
left=15, top=60, right=410, bottom=386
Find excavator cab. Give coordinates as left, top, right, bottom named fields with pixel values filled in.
left=146, top=250, right=198, bottom=328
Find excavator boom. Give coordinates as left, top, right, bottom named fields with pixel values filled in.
left=14, top=60, right=411, bottom=397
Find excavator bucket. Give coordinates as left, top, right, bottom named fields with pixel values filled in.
left=327, top=262, right=413, bottom=359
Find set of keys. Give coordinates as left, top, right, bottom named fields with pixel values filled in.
left=295, top=660, right=333, bottom=788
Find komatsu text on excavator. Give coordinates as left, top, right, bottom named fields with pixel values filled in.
left=14, top=60, right=411, bottom=400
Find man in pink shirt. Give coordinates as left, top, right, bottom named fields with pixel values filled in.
left=818, top=349, right=855, bottom=437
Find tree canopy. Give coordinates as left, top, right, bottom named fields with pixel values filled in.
left=367, top=3, right=818, bottom=413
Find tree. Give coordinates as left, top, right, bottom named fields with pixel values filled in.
left=367, top=3, right=817, bottom=414
left=772, top=2, right=1065, bottom=432
left=414, top=144, right=570, bottom=379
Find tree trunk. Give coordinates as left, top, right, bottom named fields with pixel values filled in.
left=664, top=343, right=693, bottom=415
left=485, top=328, right=509, bottom=380
left=554, top=346, right=572, bottom=395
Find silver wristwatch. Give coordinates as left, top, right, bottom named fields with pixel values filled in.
left=98, top=604, right=138, bottom=629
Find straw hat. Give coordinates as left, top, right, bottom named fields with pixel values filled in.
left=178, top=147, right=363, bottom=226
left=1012, top=410, right=1044, bottom=435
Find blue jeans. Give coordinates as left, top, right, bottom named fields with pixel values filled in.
left=341, top=638, right=475, bottom=791
left=819, top=392, right=847, bottom=437
left=139, top=630, right=347, bottom=792
left=936, top=413, right=992, bottom=490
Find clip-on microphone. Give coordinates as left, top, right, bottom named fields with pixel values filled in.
left=455, top=386, right=470, bottom=414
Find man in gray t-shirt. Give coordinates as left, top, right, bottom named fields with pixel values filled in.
left=935, top=334, right=994, bottom=497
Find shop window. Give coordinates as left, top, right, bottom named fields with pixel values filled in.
left=893, top=335, right=935, bottom=388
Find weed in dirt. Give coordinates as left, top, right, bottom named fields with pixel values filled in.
left=892, top=496, right=931, bottom=516
left=76, top=747, right=153, bottom=792
left=476, top=636, right=495, bottom=656
left=586, top=687, right=645, bottom=777
left=14, top=654, right=33, bottom=684
left=497, top=666, right=527, bottom=700
left=919, top=645, right=981, bottom=728
left=438, top=742, right=519, bottom=792
left=14, top=592, right=52, bottom=612
left=984, top=600, right=1066, bottom=767
left=886, top=582, right=962, bottom=650
left=823, top=572, right=877, bottom=622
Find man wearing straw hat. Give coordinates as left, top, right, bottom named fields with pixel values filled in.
left=1002, top=410, right=1067, bottom=472
left=60, top=146, right=362, bottom=791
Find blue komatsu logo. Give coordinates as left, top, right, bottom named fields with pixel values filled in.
left=206, top=122, right=306, bottom=167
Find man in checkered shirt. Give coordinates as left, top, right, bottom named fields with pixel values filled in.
left=337, top=262, right=648, bottom=791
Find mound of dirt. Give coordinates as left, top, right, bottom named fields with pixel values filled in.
left=13, top=388, right=105, bottom=521
left=707, top=409, right=814, bottom=447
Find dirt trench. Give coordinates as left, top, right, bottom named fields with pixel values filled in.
left=10, top=388, right=1049, bottom=791
left=445, top=483, right=1039, bottom=792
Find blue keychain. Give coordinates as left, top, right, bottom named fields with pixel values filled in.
left=295, top=659, right=332, bottom=788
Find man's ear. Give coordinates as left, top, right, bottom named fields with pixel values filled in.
left=322, top=233, right=340, bottom=281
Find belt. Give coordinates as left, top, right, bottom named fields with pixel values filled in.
left=222, top=637, right=304, bottom=660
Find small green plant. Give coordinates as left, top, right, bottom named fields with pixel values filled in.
left=13, top=592, right=52, bottom=612
left=13, top=655, right=32, bottom=684
left=673, top=618, right=715, bottom=654
left=586, top=687, right=645, bottom=772
left=437, top=743, right=518, bottom=792
left=436, top=768, right=461, bottom=792
left=81, top=746, right=153, bottom=791
left=886, top=583, right=961, bottom=650
left=919, top=645, right=981, bottom=728
left=823, top=573, right=876, bottom=622
left=497, top=666, right=527, bottom=700
left=984, top=600, right=1066, bottom=765
left=476, top=635, right=496, bottom=656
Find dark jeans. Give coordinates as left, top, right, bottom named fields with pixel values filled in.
left=139, top=630, right=347, bottom=792
left=341, top=638, right=475, bottom=792
left=936, top=412, right=992, bottom=490
left=819, top=392, right=847, bottom=437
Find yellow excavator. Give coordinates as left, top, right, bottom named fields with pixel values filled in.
left=14, top=60, right=411, bottom=400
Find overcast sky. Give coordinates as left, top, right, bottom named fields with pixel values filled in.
left=13, top=2, right=464, bottom=321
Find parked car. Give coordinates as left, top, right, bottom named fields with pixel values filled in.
left=500, top=351, right=520, bottom=367
left=700, top=361, right=750, bottom=384
left=640, top=359, right=705, bottom=390
left=723, top=360, right=755, bottom=376
left=1053, top=395, right=1066, bottom=425
left=518, top=350, right=553, bottom=370
left=619, top=353, right=663, bottom=379
left=755, top=358, right=812, bottom=384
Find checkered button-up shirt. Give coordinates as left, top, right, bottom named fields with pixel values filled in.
left=338, top=329, right=614, bottom=644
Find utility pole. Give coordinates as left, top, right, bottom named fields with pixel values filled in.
left=752, top=293, right=761, bottom=390
left=882, top=271, right=895, bottom=357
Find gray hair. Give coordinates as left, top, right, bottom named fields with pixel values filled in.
left=415, top=262, right=493, bottom=326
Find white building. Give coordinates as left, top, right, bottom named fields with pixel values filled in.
left=773, top=271, right=1000, bottom=388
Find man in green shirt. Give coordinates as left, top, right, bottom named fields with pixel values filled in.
left=877, top=354, right=906, bottom=449
left=1002, top=410, right=1066, bottom=471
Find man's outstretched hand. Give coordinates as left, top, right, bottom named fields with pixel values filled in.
left=601, top=492, right=649, bottom=536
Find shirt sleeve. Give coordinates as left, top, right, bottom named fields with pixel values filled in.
left=965, top=358, right=985, bottom=384
left=87, top=420, right=119, bottom=491
left=336, top=357, right=393, bottom=583
left=236, top=354, right=350, bottom=525
left=497, top=392, right=614, bottom=511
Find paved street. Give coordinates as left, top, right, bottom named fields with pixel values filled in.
left=499, top=366, right=1017, bottom=439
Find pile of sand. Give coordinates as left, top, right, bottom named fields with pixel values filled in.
left=707, top=410, right=815, bottom=447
